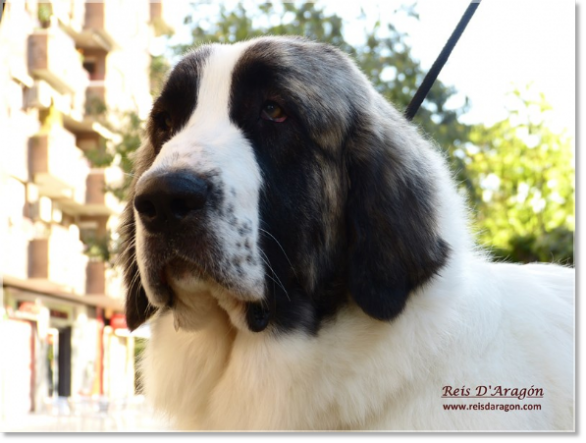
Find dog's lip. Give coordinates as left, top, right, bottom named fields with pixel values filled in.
left=164, top=254, right=263, bottom=303
left=163, top=254, right=227, bottom=297
left=143, top=275, right=175, bottom=309
left=165, top=253, right=210, bottom=282
left=145, top=240, right=263, bottom=304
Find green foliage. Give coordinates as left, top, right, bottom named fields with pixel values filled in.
left=108, top=111, right=144, bottom=202
left=83, top=137, right=114, bottom=168
left=85, top=95, right=107, bottom=117
left=150, top=54, right=171, bottom=98
left=81, top=230, right=112, bottom=263
left=463, top=86, right=574, bottom=264
left=151, top=16, right=175, bottom=38
left=134, top=338, right=148, bottom=393
left=82, top=110, right=143, bottom=202
left=37, top=3, right=52, bottom=28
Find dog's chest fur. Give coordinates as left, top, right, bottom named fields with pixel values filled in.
left=141, top=260, right=573, bottom=431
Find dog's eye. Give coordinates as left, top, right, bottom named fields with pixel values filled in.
left=155, top=111, right=173, bottom=132
left=261, top=101, right=287, bottom=123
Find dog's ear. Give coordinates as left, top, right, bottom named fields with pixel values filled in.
left=345, top=111, right=450, bottom=321
left=119, top=201, right=157, bottom=331
left=118, top=146, right=158, bottom=331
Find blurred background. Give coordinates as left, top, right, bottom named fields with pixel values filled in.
left=0, top=0, right=574, bottom=433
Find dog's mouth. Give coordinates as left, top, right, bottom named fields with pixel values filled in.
left=163, top=256, right=209, bottom=291
left=140, top=246, right=209, bottom=309
left=163, top=256, right=271, bottom=332
left=149, top=253, right=247, bottom=299
left=157, top=256, right=222, bottom=331
left=141, top=238, right=269, bottom=332
left=142, top=231, right=257, bottom=299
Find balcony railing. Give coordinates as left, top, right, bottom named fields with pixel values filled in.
left=2, top=216, right=32, bottom=282
left=84, top=169, right=121, bottom=215
left=28, top=225, right=89, bottom=295
left=50, top=0, right=86, bottom=36
left=86, top=260, right=106, bottom=294
left=85, top=260, right=124, bottom=299
left=28, top=27, right=89, bottom=95
left=26, top=79, right=87, bottom=122
left=76, top=0, right=120, bottom=51
left=28, top=128, right=90, bottom=205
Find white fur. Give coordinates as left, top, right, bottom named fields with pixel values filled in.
left=138, top=41, right=574, bottom=431
left=143, top=257, right=574, bottom=430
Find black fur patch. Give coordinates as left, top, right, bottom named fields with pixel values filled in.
left=148, top=47, right=212, bottom=153
left=345, top=118, right=451, bottom=321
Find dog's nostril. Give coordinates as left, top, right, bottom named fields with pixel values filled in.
left=170, top=197, right=204, bottom=218
left=170, top=199, right=188, bottom=217
left=135, top=198, right=157, bottom=218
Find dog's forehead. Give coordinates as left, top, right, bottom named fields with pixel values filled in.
left=174, top=42, right=248, bottom=127
left=160, top=39, right=275, bottom=127
left=171, top=37, right=320, bottom=112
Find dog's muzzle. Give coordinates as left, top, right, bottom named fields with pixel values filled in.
left=133, top=171, right=272, bottom=333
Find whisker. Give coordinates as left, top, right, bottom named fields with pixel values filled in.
left=129, top=273, right=142, bottom=303
left=258, top=225, right=297, bottom=277
left=258, top=249, right=290, bottom=302
left=128, top=268, right=142, bottom=315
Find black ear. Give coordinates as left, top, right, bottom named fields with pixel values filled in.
left=345, top=115, right=450, bottom=321
left=118, top=144, right=159, bottom=331
left=118, top=201, right=157, bottom=331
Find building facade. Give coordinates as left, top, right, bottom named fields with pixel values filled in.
left=0, top=0, right=175, bottom=420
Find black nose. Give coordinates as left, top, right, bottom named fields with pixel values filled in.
left=134, top=172, right=209, bottom=233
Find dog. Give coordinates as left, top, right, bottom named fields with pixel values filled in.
left=119, top=36, right=574, bottom=431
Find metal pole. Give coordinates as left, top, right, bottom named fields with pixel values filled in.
left=405, top=0, right=482, bottom=121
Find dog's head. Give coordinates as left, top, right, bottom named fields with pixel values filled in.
left=120, top=36, right=450, bottom=335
